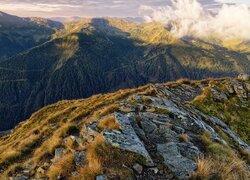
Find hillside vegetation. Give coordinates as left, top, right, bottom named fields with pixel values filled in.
left=0, top=77, right=249, bottom=179
left=0, top=17, right=250, bottom=131
left=0, top=11, right=64, bottom=61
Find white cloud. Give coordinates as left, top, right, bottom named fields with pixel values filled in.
left=0, top=0, right=248, bottom=18
left=139, top=0, right=250, bottom=40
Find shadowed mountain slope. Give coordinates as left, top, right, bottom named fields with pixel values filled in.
left=0, top=11, right=64, bottom=61
left=0, top=18, right=250, bottom=131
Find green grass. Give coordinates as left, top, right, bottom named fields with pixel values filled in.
left=193, top=84, right=250, bottom=144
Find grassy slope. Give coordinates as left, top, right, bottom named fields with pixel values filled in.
left=192, top=79, right=250, bottom=144
left=0, top=79, right=249, bottom=179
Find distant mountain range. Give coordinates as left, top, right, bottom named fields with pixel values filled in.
left=0, top=11, right=64, bottom=61
left=0, top=11, right=249, bottom=131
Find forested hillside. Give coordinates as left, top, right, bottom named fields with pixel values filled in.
left=0, top=18, right=249, bottom=130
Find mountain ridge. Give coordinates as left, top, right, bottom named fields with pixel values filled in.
left=0, top=76, right=249, bottom=179
left=0, top=16, right=250, bottom=131
left=0, top=11, right=64, bottom=61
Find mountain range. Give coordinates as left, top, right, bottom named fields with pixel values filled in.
left=0, top=11, right=250, bottom=131
left=0, top=11, right=64, bottom=61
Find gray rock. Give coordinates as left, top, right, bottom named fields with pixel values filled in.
left=74, top=151, right=86, bottom=166
left=141, top=118, right=157, bottom=133
left=69, top=135, right=83, bottom=144
left=173, top=126, right=185, bottom=134
left=149, top=167, right=159, bottom=174
left=232, top=80, right=248, bottom=99
left=159, top=125, right=178, bottom=142
left=190, top=114, right=226, bottom=144
left=103, top=113, right=154, bottom=166
left=133, top=163, right=143, bottom=174
left=128, top=113, right=147, bottom=141
left=96, top=175, right=108, bottom=180
left=225, top=83, right=235, bottom=94
left=238, top=74, right=250, bottom=81
left=211, top=88, right=228, bottom=101
left=82, top=124, right=99, bottom=142
left=54, top=148, right=64, bottom=161
left=209, top=116, right=250, bottom=152
left=11, top=177, right=28, bottom=180
left=162, top=99, right=188, bottom=117
left=157, top=142, right=199, bottom=179
left=178, top=143, right=201, bottom=160
left=140, top=112, right=171, bottom=123
left=245, top=83, right=250, bottom=92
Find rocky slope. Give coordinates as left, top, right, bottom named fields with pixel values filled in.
left=0, top=76, right=249, bottom=179
left=1, top=17, right=250, bottom=131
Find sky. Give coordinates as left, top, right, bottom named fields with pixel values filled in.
left=0, top=0, right=249, bottom=18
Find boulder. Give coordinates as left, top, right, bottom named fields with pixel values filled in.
left=51, top=148, right=64, bottom=162
left=103, top=113, right=154, bottom=166
left=157, top=142, right=200, bottom=179
left=74, top=151, right=86, bottom=166
left=133, top=163, right=143, bottom=174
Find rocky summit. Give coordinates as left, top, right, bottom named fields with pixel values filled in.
left=0, top=77, right=249, bottom=179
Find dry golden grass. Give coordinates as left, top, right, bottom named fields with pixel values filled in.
left=98, top=105, right=119, bottom=118
left=76, top=135, right=104, bottom=179
left=0, top=150, right=22, bottom=166
left=193, top=87, right=211, bottom=103
left=192, top=156, right=250, bottom=180
left=165, top=82, right=178, bottom=88
left=47, top=153, right=74, bottom=179
left=98, top=115, right=120, bottom=130
left=0, top=163, right=23, bottom=179
left=179, top=134, right=189, bottom=142
left=240, top=149, right=250, bottom=163
left=0, top=84, right=151, bottom=175
left=142, top=96, right=153, bottom=104
left=33, top=124, right=72, bottom=163
left=194, top=132, right=250, bottom=180
left=192, top=157, right=212, bottom=180
left=17, top=134, right=40, bottom=150
left=176, top=78, right=192, bottom=85
left=76, top=133, right=139, bottom=179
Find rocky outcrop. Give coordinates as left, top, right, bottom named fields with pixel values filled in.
left=157, top=143, right=199, bottom=179
left=3, top=77, right=249, bottom=180
left=103, top=112, right=154, bottom=166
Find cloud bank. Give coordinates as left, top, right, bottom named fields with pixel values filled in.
left=139, top=0, right=250, bottom=40
left=0, top=0, right=225, bottom=18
